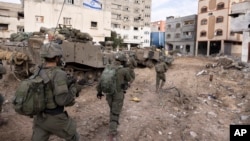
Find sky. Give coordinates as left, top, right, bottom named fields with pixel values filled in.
left=0, top=0, right=198, bottom=22
left=151, top=0, right=198, bottom=22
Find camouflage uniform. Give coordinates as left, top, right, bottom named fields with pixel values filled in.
left=127, top=54, right=137, bottom=81
left=155, top=60, right=168, bottom=92
left=96, top=56, right=132, bottom=138
left=32, top=43, right=80, bottom=141
left=0, top=60, right=7, bottom=126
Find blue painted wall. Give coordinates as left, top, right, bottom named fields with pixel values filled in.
left=150, top=32, right=165, bottom=48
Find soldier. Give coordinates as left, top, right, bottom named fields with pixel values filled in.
left=96, top=53, right=132, bottom=141
left=126, top=52, right=137, bottom=82
left=32, top=42, right=81, bottom=141
left=0, top=60, right=7, bottom=126
left=155, top=56, right=168, bottom=92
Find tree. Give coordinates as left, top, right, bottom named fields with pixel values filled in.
left=105, top=31, right=123, bottom=49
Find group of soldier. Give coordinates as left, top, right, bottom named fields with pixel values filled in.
left=0, top=41, right=168, bottom=141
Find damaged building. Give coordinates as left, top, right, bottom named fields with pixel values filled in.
left=229, top=0, right=250, bottom=62
left=195, top=0, right=242, bottom=57
left=0, top=2, right=24, bottom=40
left=165, top=15, right=197, bottom=56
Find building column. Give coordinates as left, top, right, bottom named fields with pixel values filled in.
left=127, top=43, right=131, bottom=51
left=220, top=40, right=224, bottom=54
left=207, top=41, right=210, bottom=56
left=195, top=41, right=198, bottom=56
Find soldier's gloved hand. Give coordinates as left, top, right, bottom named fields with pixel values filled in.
left=97, top=92, right=104, bottom=99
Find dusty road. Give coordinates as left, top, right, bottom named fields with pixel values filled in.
left=0, top=56, right=250, bottom=141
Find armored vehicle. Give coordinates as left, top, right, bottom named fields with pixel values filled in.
left=0, top=28, right=115, bottom=84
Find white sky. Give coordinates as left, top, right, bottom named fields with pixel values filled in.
left=0, top=0, right=199, bottom=22
left=151, top=0, right=198, bottom=22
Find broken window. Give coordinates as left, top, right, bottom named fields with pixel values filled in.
left=217, top=2, right=224, bottom=10
left=66, top=0, right=74, bottom=4
left=201, top=6, right=207, bottom=13
left=215, top=29, right=223, bottom=36
left=35, top=16, right=44, bottom=23
left=167, top=34, right=171, bottom=39
left=176, top=23, right=181, bottom=28
left=184, top=20, right=194, bottom=25
left=111, top=23, right=120, bottom=28
left=0, top=24, right=8, bottom=31
left=201, top=19, right=207, bottom=25
left=17, top=26, right=24, bottom=32
left=200, top=31, right=207, bottom=37
left=91, top=21, right=98, bottom=28
left=216, top=16, right=223, bottom=23
left=63, top=17, right=71, bottom=25
left=230, top=32, right=235, bottom=36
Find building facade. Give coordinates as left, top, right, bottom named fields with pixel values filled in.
left=23, top=0, right=111, bottom=43
left=104, top=0, right=152, bottom=48
left=151, top=20, right=166, bottom=32
left=196, top=0, right=242, bottom=57
left=165, top=15, right=197, bottom=55
left=0, top=2, right=24, bottom=40
left=229, top=0, right=250, bottom=62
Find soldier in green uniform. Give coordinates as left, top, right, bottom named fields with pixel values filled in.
left=127, top=52, right=137, bottom=82
left=96, top=53, right=132, bottom=141
left=155, top=56, right=168, bottom=92
left=32, top=42, right=81, bottom=141
left=0, top=60, right=7, bottom=126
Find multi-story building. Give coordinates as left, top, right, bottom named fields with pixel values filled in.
left=196, top=0, right=242, bottom=56
left=104, top=0, right=152, bottom=48
left=0, top=2, right=24, bottom=39
left=229, top=0, right=250, bottom=62
left=151, top=20, right=166, bottom=32
left=23, top=0, right=111, bottom=43
left=165, top=15, right=197, bottom=55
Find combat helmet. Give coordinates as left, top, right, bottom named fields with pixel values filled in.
left=115, top=52, right=127, bottom=62
left=40, top=42, right=63, bottom=58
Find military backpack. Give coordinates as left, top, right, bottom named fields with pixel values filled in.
left=100, top=65, right=120, bottom=95
left=13, top=67, right=50, bottom=117
left=155, top=63, right=165, bottom=73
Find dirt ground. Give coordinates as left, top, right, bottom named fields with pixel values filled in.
left=0, top=56, right=250, bottom=141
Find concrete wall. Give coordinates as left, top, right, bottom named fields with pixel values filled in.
left=242, top=31, right=250, bottom=62
left=24, top=0, right=111, bottom=42
left=0, top=2, right=24, bottom=39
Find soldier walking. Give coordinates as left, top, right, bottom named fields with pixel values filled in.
left=96, top=53, right=132, bottom=141
left=32, top=42, right=81, bottom=141
left=155, top=56, right=168, bottom=92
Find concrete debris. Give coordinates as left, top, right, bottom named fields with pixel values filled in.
left=196, top=70, right=208, bottom=76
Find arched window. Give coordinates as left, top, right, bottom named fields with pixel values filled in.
left=216, top=16, right=224, bottom=23
left=201, top=19, right=207, bottom=25
left=176, top=23, right=181, bottom=28
left=167, top=34, right=171, bottom=39
left=167, top=24, right=171, bottom=29
left=215, top=29, right=223, bottom=36
left=200, top=31, right=207, bottom=37
left=217, top=2, right=224, bottom=10
left=201, top=6, right=207, bottom=13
